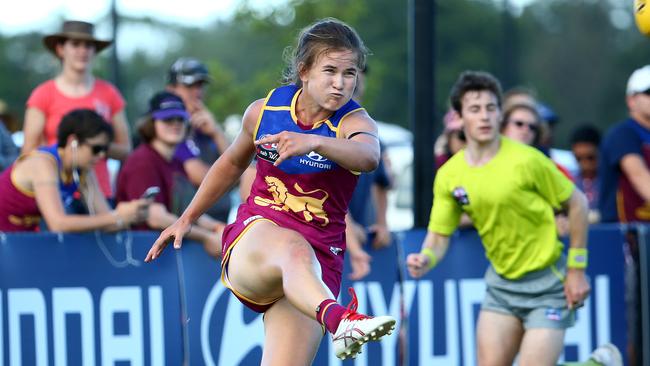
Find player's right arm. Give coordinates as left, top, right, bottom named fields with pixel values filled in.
left=407, top=163, right=459, bottom=278
left=406, top=231, right=450, bottom=278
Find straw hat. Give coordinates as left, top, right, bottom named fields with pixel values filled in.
left=43, top=20, right=111, bottom=55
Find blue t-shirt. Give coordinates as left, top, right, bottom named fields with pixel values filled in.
left=598, top=118, right=650, bottom=222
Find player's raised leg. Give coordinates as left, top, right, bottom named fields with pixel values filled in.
left=225, top=221, right=395, bottom=360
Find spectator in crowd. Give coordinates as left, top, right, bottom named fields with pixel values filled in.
left=501, top=103, right=541, bottom=146
left=116, top=91, right=223, bottom=258
left=599, top=65, right=650, bottom=366
left=503, top=87, right=578, bottom=176
left=503, top=86, right=537, bottom=112
left=407, top=70, right=620, bottom=366
left=537, top=103, right=580, bottom=177
left=145, top=18, right=395, bottom=362
left=345, top=65, right=390, bottom=279
left=166, top=57, right=232, bottom=222
left=502, top=103, right=573, bottom=179
left=570, top=124, right=601, bottom=223
left=0, top=99, right=20, bottom=134
left=21, top=20, right=131, bottom=199
left=434, top=108, right=465, bottom=169
left=0, top=99, right=19, bottom=171
left=0, top=109, right=147, bottom=232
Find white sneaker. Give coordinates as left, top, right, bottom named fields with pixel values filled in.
left=590, top=343, right=623, bottom=366
left=331, top=288, right=396, bottom=360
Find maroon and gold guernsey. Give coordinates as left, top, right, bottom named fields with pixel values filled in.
left=221, top=85, right=364, bottom=311
left=0, top=145, right=81, bottom=232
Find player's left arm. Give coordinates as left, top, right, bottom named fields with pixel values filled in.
left=562, top=188, right=591, bottom=309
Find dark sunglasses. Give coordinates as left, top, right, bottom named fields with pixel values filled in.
left=88, top=144, right=109, bottom=155
left=512, top=120, right=539, bottom=132
left=642, top=89, right=650, bottom=96
left=575, top=154, right=596, bottom=162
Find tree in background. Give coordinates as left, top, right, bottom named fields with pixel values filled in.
left=1, top=0, right=649, bottom=148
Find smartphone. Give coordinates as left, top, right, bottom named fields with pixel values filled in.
left=141, top=186, right=160, bottom=200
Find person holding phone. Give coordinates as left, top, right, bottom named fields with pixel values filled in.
left=0, top=109, right=147, bottom=232
left=116, top=91, right=222, bottom=258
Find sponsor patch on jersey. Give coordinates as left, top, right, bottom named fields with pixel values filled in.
left=452, top=186, right=470, bottom=205
left=256, top=134, right=279, bottom=163
left=299, top=151, right=333, bottom=170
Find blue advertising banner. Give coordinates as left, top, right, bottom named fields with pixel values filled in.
left=180, top=226, right=628, bottom=365
left=0, top=225, right=637, bottom=365
left=0, top=232, right=183, bottom=366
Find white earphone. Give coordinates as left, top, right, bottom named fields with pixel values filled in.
left=70, top=139, right=80, bottom=184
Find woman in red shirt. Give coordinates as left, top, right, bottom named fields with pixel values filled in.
left=21, top=20, right=131, bottom=198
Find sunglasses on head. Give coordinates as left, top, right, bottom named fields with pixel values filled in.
left=512, top=120, right=539, bottom=132
left=88, top=144, right=109, bottom=155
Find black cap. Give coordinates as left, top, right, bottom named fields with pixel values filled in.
left=168, top=57, right=210, bottom=85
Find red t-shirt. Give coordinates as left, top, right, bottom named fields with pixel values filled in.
left=26, top=79, right=125, bottom=197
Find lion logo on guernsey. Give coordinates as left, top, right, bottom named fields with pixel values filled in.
left=254, top=176, right=330, bottom=226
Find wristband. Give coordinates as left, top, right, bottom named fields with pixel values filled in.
left=567, top=248, right=588, bottom=269
left=421, top=247, right=438, bottom=270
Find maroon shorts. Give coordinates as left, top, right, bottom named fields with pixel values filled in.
left=220, top=213, right=342, bottom=313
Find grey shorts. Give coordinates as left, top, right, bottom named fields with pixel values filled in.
left=482, top=255, right=576, bottom=329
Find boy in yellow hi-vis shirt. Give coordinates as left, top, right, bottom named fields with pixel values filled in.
left=407, top=70, right=621, bottom=366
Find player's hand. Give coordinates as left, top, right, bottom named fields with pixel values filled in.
left=145, top=218, right=191, bottom=262
left=406, top=252, right=432, bottom=278
left=564, top=268, right=590, bottom=309
left=255, top=131, right=318, bottom=166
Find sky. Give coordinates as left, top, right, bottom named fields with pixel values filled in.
left=0, top=0, right=536, bottom=58
left=0, top=0, right=283, bottom=35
